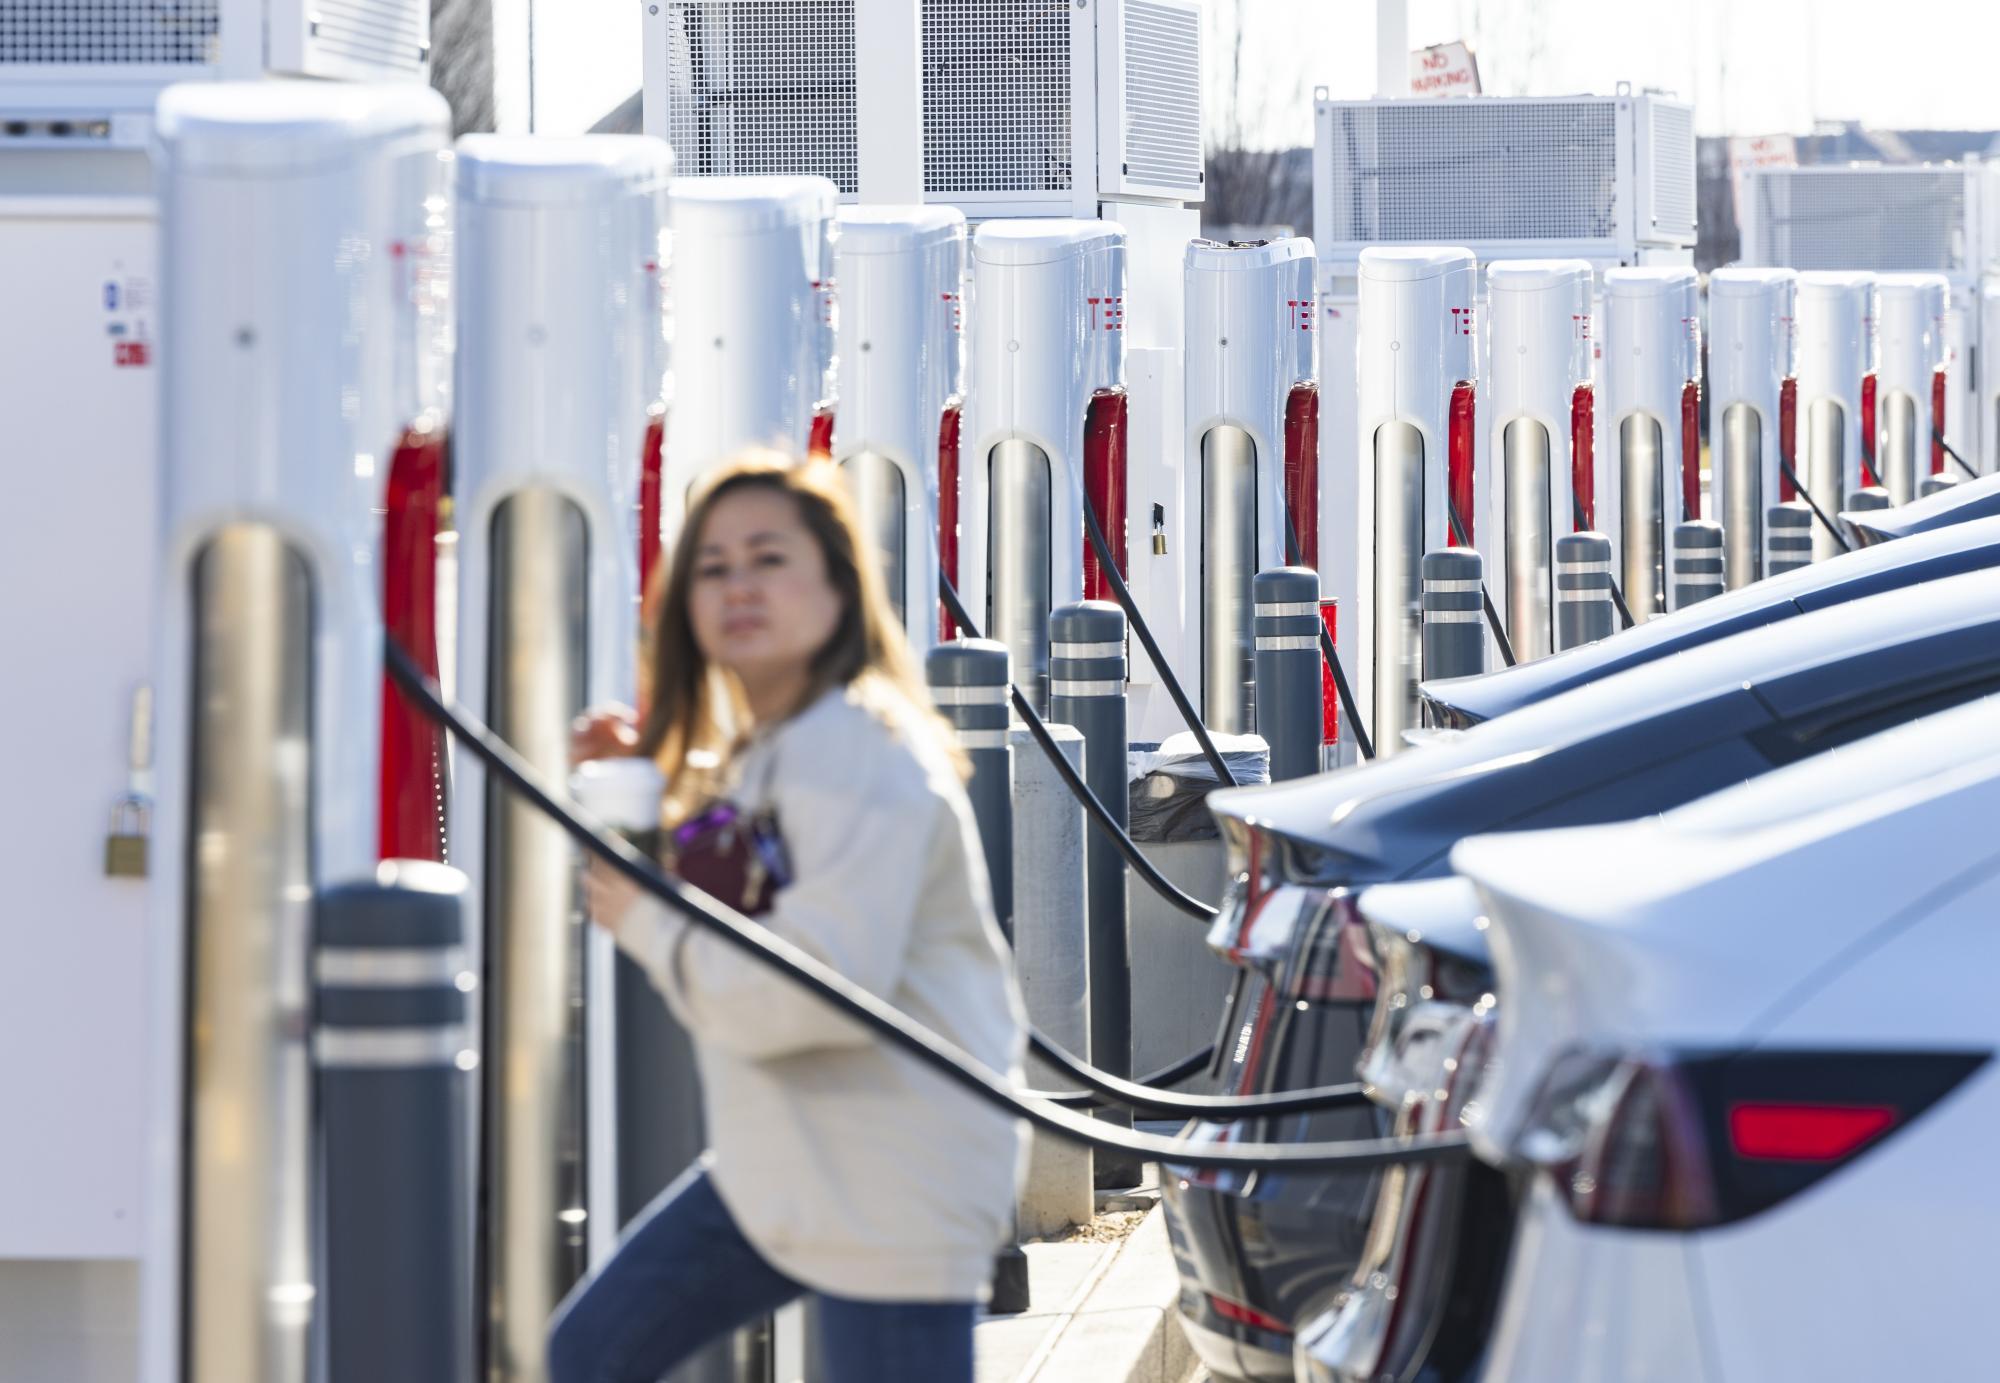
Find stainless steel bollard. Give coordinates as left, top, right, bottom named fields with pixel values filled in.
left=1921, top=472, right=1962, bottom=498
left=1766, top=501, right=1815, bottom=577
left=1669, top=519, right=1726, bottom=612
left=926, top=640, right=1016, bottom=937
left=1848, top=485, right=1893, bottom=514
left=1554, top=532, right=1616, bottom=651
left=1420, top=549, right=1486, bottom=684
left=1254, top=568, right=1324, bottom=780
left=1050, top=603, right=1129, bottom=1091
left=316, top=861, right=473, bottom=1383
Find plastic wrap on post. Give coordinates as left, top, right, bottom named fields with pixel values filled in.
left=1420, top=549, right=1485, bottom=685
left=1555, top=532, right=1615, bottom=651
left=1669, top=520, right=1725, bottom=612
left=380, top=426, right=448, bottom=862
left=317, top=862, right=472, bottom=1383
left=1284, top=383, right=1321, bottom=571
left=1128, top=735, right=1271, bottom=843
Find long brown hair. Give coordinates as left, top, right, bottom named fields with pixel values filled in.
left=638, top=451, right=964, bottom=814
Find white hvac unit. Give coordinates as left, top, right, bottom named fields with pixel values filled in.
left=641, top=0, right=1204, bottom=218
left=1740, top=163, right=1981, bottom=470
left=0, top=0, right=430, bottom=135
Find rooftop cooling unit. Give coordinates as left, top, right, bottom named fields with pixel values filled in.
left=642, top=0, right=1203, bottom=216
left=1741, top=164, right=1978, bottom=283
left=0, top=0, right=431, bottom=139
left=1311, top=89, right=1696, bottom=265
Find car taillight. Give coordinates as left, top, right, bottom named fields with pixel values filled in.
left=1512, top=1048, right=1986, bottom=1230
left=1284, top=382, right=1320, bottom=570
left=1318, top=599, right=1339, bottom=747
left=1083, top=387, right=1128, bottom=600
left=1778, top=375, right=1799, bottom=500
left=1570, top=383, right=1595, bottom=530
left=808, top=407, right=835, bottom=460
left=1358, top=919, right=1494, bottom=1108
left=1932, top=367, right=1948, bottom=475
left=1449, top=380, right=1476, bottom=545
left=1285, top=891, right=1378, bottom=1004
left=639, top=406, right=664, bottom=596
left=1680, top=379, right=1701, bottom=522
left=1209, top=1293, right=1292, bottom=1337
left=379, top=423, right=448, bottom=863
left=937, top=402, right=961, bottom=641
left=1859, top=370, right=1879, bottom=487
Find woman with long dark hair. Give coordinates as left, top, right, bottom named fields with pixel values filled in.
left=550, top=452, right=1026, bottom=1383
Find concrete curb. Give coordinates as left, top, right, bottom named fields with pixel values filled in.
left=990, top=1206, right=1194, bottom=1383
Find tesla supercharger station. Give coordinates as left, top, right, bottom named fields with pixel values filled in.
left=663, top=176, right=839, bottom=535
left=1483, top=260, right=1593, bottom=665
left=964, top=220, right=1127, bottom=714
left=831, top=206, right=966, bottom=652
left=1183, top=237, right=1318, bottom=734
left=1983, top=280, right=2000, bottom=476
left=452, top=135, right=672, bottom=1382
left=1875, top=273, right=1950, bottom=506
left=143, top=82, right=451, bottom=1383
left=1601, top=267, right=1699, bottom=621
left=1708, top=268, right=1798, bottom=588
left=1355, top=247, right=1476, bottom=756
left=1796, top=272, right=1878, bottom=561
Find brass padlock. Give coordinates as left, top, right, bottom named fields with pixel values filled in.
left=105, top=795, right=151, bottom=879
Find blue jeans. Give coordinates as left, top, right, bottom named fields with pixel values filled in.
left=546, top=1164, right=977, bottom=1383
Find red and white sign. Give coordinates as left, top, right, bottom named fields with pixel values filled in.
left=1728, top=135, right=1798, bottom=217
left=1410, top=41, right=1481, bottom=98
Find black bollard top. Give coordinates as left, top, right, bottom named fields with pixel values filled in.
left=1050, top=600, right=1127, bottom=644
left=1421, top=547, right=1485, bottom=582
left=926, top=637, right=1011, bottom=687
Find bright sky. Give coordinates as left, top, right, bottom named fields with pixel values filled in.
left=527, top=0, right=2000, bottom=146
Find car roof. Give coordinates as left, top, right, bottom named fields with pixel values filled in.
left=1847, top=471, right=2000, bottom=544
left=1210, top=565, right=2000, bottom=853
left=1420, top=513, right=2000, bottom=725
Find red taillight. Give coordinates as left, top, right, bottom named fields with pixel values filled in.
left=639, top=408, right=665, bottom=596
left=1283, top=382, right=1320, bottom=569
left=1778, top=376, right=1799, bottom=500
left=1932, top=367, right=1948, bottom=475
left=1082, top=387, right=1129, bottom=600
left=808, top=407, right=835, bottom=460
left=1729, top=1103, right=1897, bottom=1162
left=1570, top=383, right=1595, bottom=530
left=1318, top=599, right=1339, bottom=746
left=1448, top=380, right=1476, bottom=545
left=1680, top=379, right=1701, bottom=522
left=937, top=403, right=962, bottom=642
left=379, top=424, right=448, bottom=863
left=1208, top=1293, right=1292, bottom=1337
left=1859, top=371, right=1879, bottom=488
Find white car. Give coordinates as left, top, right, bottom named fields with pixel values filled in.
left=1449, top=694, right=2000, bottom=1382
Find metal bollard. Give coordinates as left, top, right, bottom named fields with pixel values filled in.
left=316, top=861, right=472, bottom=1383
left=1849, top=485, right=1893, bottom=514
left=1669, top=519, right=1726, bottom=612
left=1921, top=472, right=1962, bottom=498
left=1766, top=501, right=1815, bottom=577
left=926, top=640, right=1015, bottom=937
left=1254, top=568, right=1324, bottom=779
left=1049, top=603, right=1130, bottom=1097
left=1555, top=532, right=1616, bottom=651
left=1421, top=549, right=1486, bottom=683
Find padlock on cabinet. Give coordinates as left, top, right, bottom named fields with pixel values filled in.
left=104, top=794, right=151, bottom=879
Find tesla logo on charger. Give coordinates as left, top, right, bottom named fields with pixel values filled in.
left=1449, top=306, right=1474, bottom=337
left=1286, top=298, right=1313, bottom=331
left=114, top=341, right=150, bottom=368
left=1573, top=313, right=1594, bottom=341
left=940, top=291, right=962, bottom=334
left=1088, top=296, right=1125, bottom=331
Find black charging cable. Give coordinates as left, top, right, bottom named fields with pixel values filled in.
left=1775, top=454, right=1856, bottom=555
left=1932, top=427, right=1982, bottom=482
left=1277, top=507, right=1376, bottom=761
left=1443, top=495, right=1521, bottom=666
left=1566, top=495, right=1637, bottom=631
left=385, top=642, right=1460, bottom=1169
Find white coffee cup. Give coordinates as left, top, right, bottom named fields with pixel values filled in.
left=570, top=757, right=666, bottom=850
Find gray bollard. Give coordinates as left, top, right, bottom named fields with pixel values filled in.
left=1555, top=532, right=1616, bottom=651
left=1007, top=720, right=1095, bottom=1233
left=1050, top=603, right=1130, bottom=1103
left=1766, top=501, right=1814, bottom=576
left=315, top=860, right=472, bottom=1383
left=1849, top=485, right=1893, bottom=514
left=927, top=639, right=1015, bottom=939
left=1421, top=548, right=1486, bottom=682
left=1922, top=472, right=1962, bottom=498
left=1669, top=519, right=1726, bottom=612
left=1254, top=568, right=1324, bottom=780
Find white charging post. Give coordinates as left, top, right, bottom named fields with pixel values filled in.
left=1874, top=273, right=1949, bottom=506
left=1707, top=268, right=1797, bottom=587
left=1601, top=266, right=1699, bottom=620
left=1795, top=272, right=1877, bottom=561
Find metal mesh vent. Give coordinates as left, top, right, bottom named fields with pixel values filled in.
left=1120, top=0, right=1200, bottom=191
left=0, top=0, right=220, bottom=66
left=661, top=1, right=858, bottom=194
left=310, top=0, right=427, bottom=71
left=1647, top=103, right=1695, bottom=238
left=1321, top=100, right=1619, bottom=245
left=922, top=0, right=1072, bottom=197
left=1754, top=168, right=1968, bottom=275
